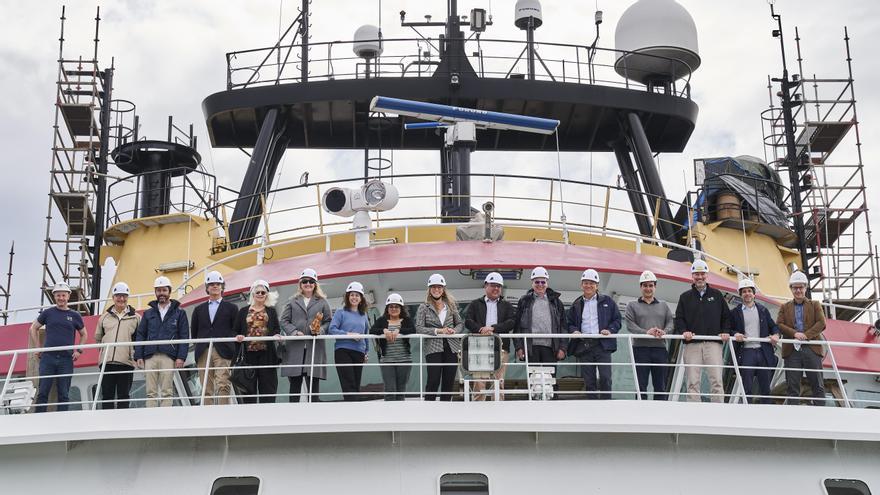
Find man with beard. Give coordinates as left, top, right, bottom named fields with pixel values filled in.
left=625, top=271, right=674, bottom=400
left=731, top=278, right=780, bottom=404
left=135, top=276, right=190, bottom=407
left=674, top=260, right=732, bottom=403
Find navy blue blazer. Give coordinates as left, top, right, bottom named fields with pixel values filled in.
left=566, top=294, right=622, bottom=354
left=731, top=302, right=780, bottom=367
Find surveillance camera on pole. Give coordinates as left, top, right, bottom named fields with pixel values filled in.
left=322, top=179, right=399, bottom=248
left=371, top=95, right=559, bottom=223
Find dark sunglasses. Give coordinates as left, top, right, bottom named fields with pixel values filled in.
left=533, top=280, right=547, bottom=285
left=300, top=279, right=316, bottom=285
left=254, top=291, right=267, bottom=296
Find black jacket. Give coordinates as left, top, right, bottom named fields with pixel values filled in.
left=369, top=315, right=416, bottom=359
left=514, top=288, right=566, bottom=354
left=232, top=305, right=281, bottom=361
left=190, top=299, right=239, bottom=360
left=673, top=284, right=732, bottom=341
left=464, top=297, right=516, bottom=352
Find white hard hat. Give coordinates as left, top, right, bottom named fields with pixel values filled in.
left=385, top=293, right=405, bottom=307
left=153, top=276, right=172, bottom=289
left=111, top=282, right=131, bottom=296
left=251, top=279, right=270, bottom=292
left=300, top=268, right=318, bottom=281
left=346, top=281, right=365, bottom=295
left=205, top=270, right=225, bottom=285
left=639, top=270, right=657, bottom=284
left=690, top=259, right=709, bottom=273
left=52, top=282, right=72, bottom=294
left=530, top=266, right=550, bottom=280
left=789, top=271, right=809, bottom=286
left=427, top=273, right=447, bottom=287
left=580, top=269, right=600, bottom=283
left=738, top=278, right=757, bottom=292
left=483, top=272, right=504, bottom=286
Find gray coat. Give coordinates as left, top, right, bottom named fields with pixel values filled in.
left=415, top=302, right=464, bottom=355
left=279, top=295, right=332, bottom=379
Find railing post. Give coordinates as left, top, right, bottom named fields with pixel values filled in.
left=0, top=351, right=18, bottom=410
left=824, top=342, right=851, bottom=408
left=199, top=340, right=213, bottom=406
left=92, top=342, right=111, bottom=410
left=726, top=338, right=746, bottom=405
left=524, top=335, right=532, bottom=401
left=418, top=334, right=424, bottom=401
left=627, top=335, right=641, bottom=401
left=308, top=334, right=317, bottom=403
left=668, top=341, right=685, bottom=402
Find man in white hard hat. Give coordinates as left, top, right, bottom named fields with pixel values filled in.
left=29, top=282, right=87, bottom=413
left=776, top=271, right=826, bottom=405
left=625, top=271, right=674, bottom=400
left=567, top=268, right=621, bottom=400
left=731, top=278, right=780, bottom=404
left=94, top=282, right=140, bottom=409
left=190, top=271, right=239, bottom=405
left=514, top=267, right=567, bottom=372
left=135, top=276, right=190, bottom=407
left=465, top=272, right=516, bottom=400
left=673, top=259, right=733, bottom=403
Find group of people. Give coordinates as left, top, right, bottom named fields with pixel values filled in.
left=27, top=259, right=827, bottom=411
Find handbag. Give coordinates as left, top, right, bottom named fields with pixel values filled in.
left=230, top=344, right=257, bottom=397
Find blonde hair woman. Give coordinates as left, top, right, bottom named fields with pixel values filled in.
left=234, top=279, right=281, bottom=403
left=415, top=274, right=463, bottom=401
left=279, top=268, right=332, bottom=402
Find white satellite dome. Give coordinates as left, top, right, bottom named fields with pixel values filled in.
left=514, top=0, right=543, bottom=29
left=353, top=24, right=383, bottom=59
left=614, top=0, right=701, bottom=85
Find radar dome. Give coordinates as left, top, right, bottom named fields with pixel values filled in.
left=353, top=24, right=383, bottom=59
left=514, top=0, right=543, bottom=29
left=614, top=0, right=700, bottom=84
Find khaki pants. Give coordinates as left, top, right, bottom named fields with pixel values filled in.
left=683, top=342, right=724, bottom=403
left=472, top=350, right=509, bottom=401
left=197, top=349, right=232, bottom=405
left=145, top=354, right=175, bottom=407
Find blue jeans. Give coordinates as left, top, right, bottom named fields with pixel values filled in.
left=633, top=346, right=668, bottom=400
left=36, top=352, right=74, bottom=413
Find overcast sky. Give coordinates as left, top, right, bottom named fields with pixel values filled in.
left=1, top=0, right=879, bottom=320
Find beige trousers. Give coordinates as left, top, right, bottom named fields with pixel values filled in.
left=472, top=350, right=509, bottom=401
left=145, top=353, right=175, bottom=407
left=197, top=349, right=232, bottom=405
left=683, top=342, right=724, bottom=403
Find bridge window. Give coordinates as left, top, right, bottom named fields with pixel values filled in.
left=439, top=473, right=489, bottom=495
left=211, top=476, right=260, bottom=495
left=824, top=479, right=871, bottom=495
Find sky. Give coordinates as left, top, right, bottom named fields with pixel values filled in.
left=1, top=0, right=879, bottom=321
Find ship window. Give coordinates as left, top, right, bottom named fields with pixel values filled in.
left=439, top=473, right=489, bottom=495
left=852, top=390, right=880, bottom=409
left=824, top=478, right=871, bottom=495
left=211, top=476, right=260, bottom=495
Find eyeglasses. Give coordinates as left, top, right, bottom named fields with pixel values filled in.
left=300, top=279, right=315, bottom=285
left=533, top=280, right=547, bottom=285
left=254, top=291, right=267, bottom=296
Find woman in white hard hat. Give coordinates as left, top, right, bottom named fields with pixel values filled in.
left=94, top=282, right=140, bottom=409
left=279, top=268, right=332, bottom=402
left=415, top=274, right=464, bottom=401
left=234, top=280, right=281, bottom=403
left=328, top=281, right=370, bottom=401
left=370, top=293, right=416, bottom=401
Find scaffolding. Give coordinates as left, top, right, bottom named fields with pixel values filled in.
left=40, top=8, right=116, bottom=314
left=761, top=27, right=879, bottom=321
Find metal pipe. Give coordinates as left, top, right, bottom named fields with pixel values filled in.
left=611, top=140, right=653, bottom=237
left=625, top=112, right=677, bottom=242
left=90, top=67, right=114, bottom=312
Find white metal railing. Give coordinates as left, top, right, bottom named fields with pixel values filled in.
left=2, top=333, right=878, bottom=412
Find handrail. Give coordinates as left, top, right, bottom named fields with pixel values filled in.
left=224, top=36, right=694, bottom=98
left=2, top=333, right=877, bottom=410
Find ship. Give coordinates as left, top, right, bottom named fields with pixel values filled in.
left=0, top=1, right=879, bottom=494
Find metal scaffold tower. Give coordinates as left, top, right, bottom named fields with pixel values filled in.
left=762, top=27, right=879, bottom=321
left=40, top=7, right=116, bottom=314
